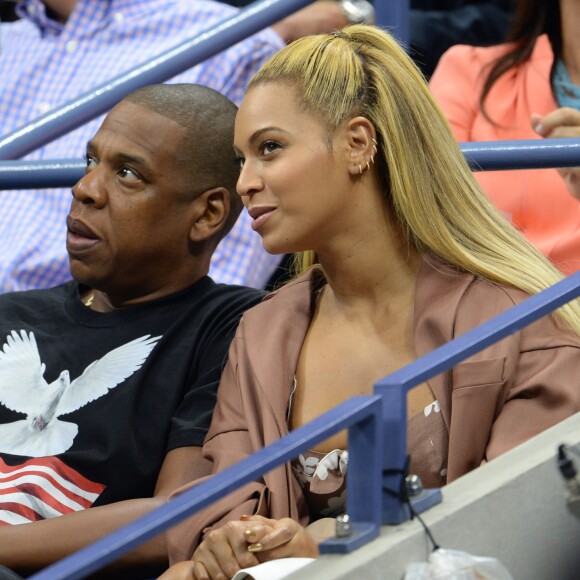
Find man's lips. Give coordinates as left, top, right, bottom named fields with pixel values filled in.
left=247, top=206, right=276, bottom=232
left=66, top=218, right=101, bottom=252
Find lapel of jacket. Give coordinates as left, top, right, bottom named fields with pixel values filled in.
left=241, top=270, right=319, bottom=438
left=413, top=256, right=476, bottom=430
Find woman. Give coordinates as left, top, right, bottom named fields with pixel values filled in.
left=430, top=0, right=580, bottom=274
left=163, top=24, right=580, bottom=579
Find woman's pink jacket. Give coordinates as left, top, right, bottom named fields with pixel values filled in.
left=168, top=258, right=580, bottom=563
left=431, top=35, right=580, bottom=274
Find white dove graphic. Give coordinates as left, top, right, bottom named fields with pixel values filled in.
left=0, top=330, right=161, bottom=457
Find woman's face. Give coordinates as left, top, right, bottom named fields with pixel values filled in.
left=234, top=83, right=353, bottom=255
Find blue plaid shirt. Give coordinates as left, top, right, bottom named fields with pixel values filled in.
left=0, top=0, right=284, bottom=291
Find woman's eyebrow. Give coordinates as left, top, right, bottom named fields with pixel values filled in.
left=248, top=126, right=286, bottom=145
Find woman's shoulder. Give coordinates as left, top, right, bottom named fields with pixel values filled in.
left=237, top=270, right=319, bottom=329
left=435, top=34, right=552, bottom=78
left=435, top=41, right=514, bottom=79
left=458, top=276, right=580, bottom=348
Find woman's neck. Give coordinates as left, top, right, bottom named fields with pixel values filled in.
left=315, top=209, right=421, bottom=319
left=560, top=0, right=580, bottom=84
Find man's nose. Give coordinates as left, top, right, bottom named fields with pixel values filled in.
left=71, top=166, right=106, bottom=207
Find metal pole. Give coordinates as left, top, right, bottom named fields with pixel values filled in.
left=4, top=139, right=580, bottom=190
left=0, top=0, right=316, bottom=160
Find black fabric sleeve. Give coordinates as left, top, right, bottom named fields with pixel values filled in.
left=166, top=287, right=263, bottom=451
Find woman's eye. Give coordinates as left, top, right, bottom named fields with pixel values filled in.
left=235, top=155, right=245, bottom=169
left=118, top=167, right=140, bottom=181
left=259, top=140, right=280, bottom=156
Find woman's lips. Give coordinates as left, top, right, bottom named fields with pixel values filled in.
left=248, top=206, right=276, bottom=232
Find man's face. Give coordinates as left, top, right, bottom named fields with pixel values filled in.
left=67, top=100, right=194, bottom=299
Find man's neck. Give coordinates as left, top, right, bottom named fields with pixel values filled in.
left=42, top=0, right=77, bottom=23
left=81, top=277, right=208, bottom=313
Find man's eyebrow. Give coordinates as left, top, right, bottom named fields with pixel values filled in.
left=84, top=141, right=149, bottom=169
left=115, top=152, right=149, bottom=169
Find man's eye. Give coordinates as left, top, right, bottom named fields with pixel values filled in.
left=259, top=140, right=280, bottom=156
left=118, top=167, right=140, bottom=181
left=85, top=155, right=97, bottom=170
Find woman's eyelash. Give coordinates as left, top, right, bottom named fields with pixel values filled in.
left=259, top=140, right=281, bottom=155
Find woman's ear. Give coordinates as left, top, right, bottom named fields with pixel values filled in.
left=188, top=187, right=231, bottom=244
left=345, top=116, right=377, bottom=176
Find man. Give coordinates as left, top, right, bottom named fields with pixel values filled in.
left=0, top=0, right=284, bottom=292
left=0, top=83, right=263, bottom=576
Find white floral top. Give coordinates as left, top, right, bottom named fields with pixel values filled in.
left=291, top=400, right=448, bottom=521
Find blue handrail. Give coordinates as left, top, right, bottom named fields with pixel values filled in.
left=462, top=138, right=580, bottom=171
left=377, top=270, right=580, bottom=523
left=30, top=396, right=383, bottom=580
left=0, top=0, right=317, bottom=160
left=2, top=139, right=579, bottom=190
left=28, top=269, right=580, bottom=579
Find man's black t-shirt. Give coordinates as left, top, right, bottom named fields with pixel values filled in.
left=0, top=278, right=262, bottom=523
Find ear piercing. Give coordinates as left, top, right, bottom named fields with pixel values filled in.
left=356, top=139, right=378, bottom=175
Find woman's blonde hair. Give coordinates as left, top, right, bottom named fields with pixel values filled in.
left=249, top=24, right=580, bottom=334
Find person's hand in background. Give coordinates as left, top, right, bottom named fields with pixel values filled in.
left=532, top=108, right=580, bottom=200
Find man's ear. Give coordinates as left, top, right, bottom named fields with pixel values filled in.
left=188, top=187, right=231, bottom=244
left=344, top=116, right=377, bottom=176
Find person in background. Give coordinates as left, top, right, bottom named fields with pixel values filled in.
left=0, top=0, right=284, bottom=292
left=430, top=0, right=580, bottom=274
left=221, top=0, right=514, bottom=78
left=160, top=24, right=580, bottom=580
left=0, top=83, right=263, bottom=578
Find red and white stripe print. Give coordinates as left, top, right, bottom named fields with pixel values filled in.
left=0, top=457, right=105, bottom=525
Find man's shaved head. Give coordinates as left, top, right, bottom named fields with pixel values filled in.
left=125, top=83, right=242, bottom=238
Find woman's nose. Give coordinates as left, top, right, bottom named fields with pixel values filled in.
left=237, top=161, right=264, bottom=199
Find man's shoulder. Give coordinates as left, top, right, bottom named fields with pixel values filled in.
left=188, top=280, right=264, bottom=318
left=203, top=280, right=264, bottom=300
left=0, top=281, right=73, bottom=308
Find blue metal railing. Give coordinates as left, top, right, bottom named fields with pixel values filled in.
left=29, top=269, right=580, bottom=580
left=0, top=0, right=317, bottom=160
left=3, top=1, right=579, bottom=577
left=0, top=0, right=406, bottom=162
left=2, top=139, right=580, bottom=190
left=31, top=397, right=383, bottom=580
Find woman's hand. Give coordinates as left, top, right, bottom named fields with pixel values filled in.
left=239, top=515, right=320, bottom=563
left=158, top=515, right=322, bottom=579
left=532, top=108, right=580, bottom=200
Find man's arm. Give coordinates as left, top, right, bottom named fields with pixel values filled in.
left=0, top=446, right=211, bottom=576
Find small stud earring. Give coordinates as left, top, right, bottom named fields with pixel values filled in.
left=358, top=164, right=363, bottom=175
left=366, top=161, right=370, bottom=171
